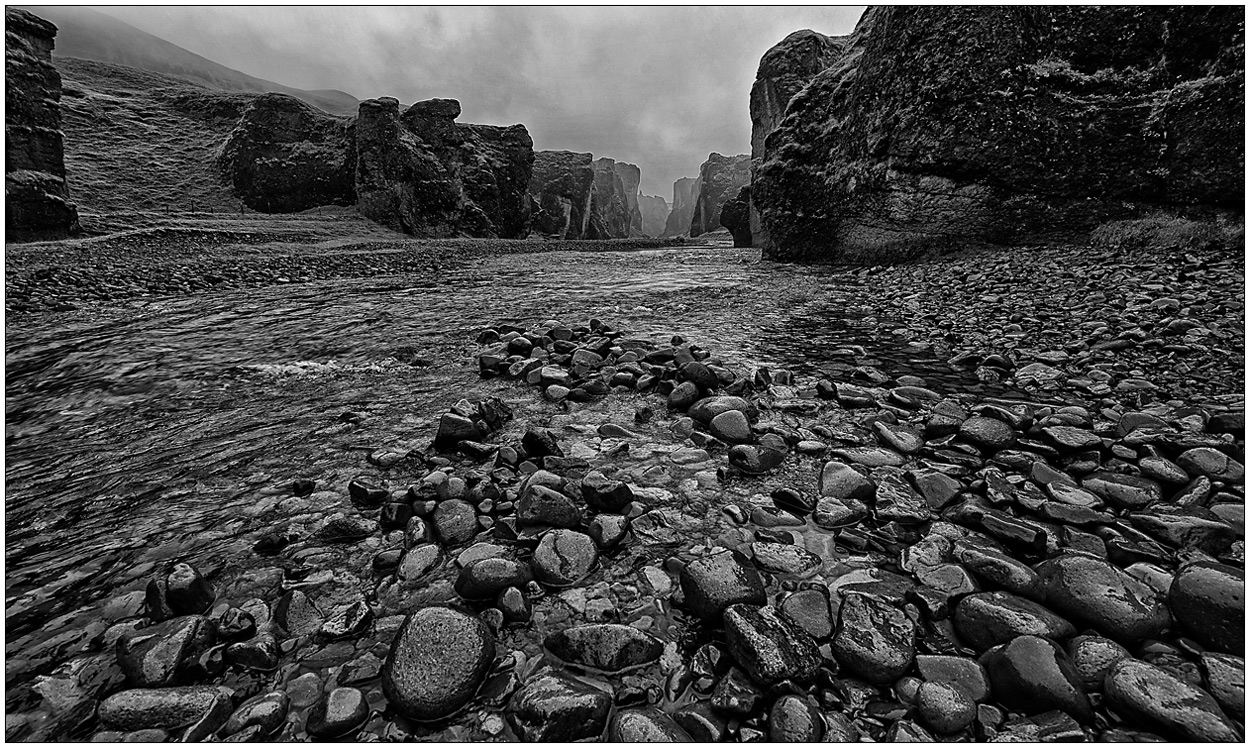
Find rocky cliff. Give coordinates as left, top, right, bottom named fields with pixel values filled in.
left=720, top=185, right=752, bottom=247
left=353, top=97, right=534, bottom=238
left=755, top=6, right=1246, bottom=262
left=6, top=8, right=80, bottom=241
left=586, top=157, right=631, bottom=239
left=527, top=150, right=595, bottom=239
left=748, top=29, right=848, bottom=247
left=638, top=194, right=670, bottom=237
left=613, top=161, right=643, bottom=237
left=663, top=176, right=698, bottom=237
left=689, top=152, right=750, bottom=237
left=217, top=93, right=356, bottom=213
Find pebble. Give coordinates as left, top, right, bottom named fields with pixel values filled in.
left=116, top=615, right=213, bottom=687
left=1177, top=447, right=1244, bottom=481
left=750, top=541, right=822, bottom=576
left=678, top=550, right=766, bottom=621
left=506, top=673, right=612, bottom=742
left=916, top=654, right=991, bottom=703
left=97, top=686, right=233, bottom=734
left=532, top=529, right=598, bottom=587
left=608, top=707, right=693, bottom=741
left=953, top=591, right=1075, bottom=652
left=1167, top=560, right=1244, bottom=654
left=1036, top=553, right=1170, bottom=642
left=1066, top=634, right=1131, bottom=690
left=1080, top=472, right=1162, bottom=509
left=778, top=588, right=834, bottom=640
left=545, top=623, right=662, bottom=672
left=1104, top=658, right=1240, bottom=741
left=305, top=687, right=369, bottom=738
left=724, top=604, right=821, bottom=685
left=958, top=416, right=1016, bottom=451
left=768, top=694, right=824, bottom=741
left=454, top=557, right=532, bottom=600
left=1198, top=652, right=1244, bottom=720
left=917, top=680, right=977, bottom=733
left=832, top=592, right=916, bottom=684
left=516, top=485, right=582, bottom=528
left=818, top=460, right=875, bottom=501
left=981, top=635, right=1093, bottom=723
left=381, top=606, right=495, bottom=721
left=709, top=409, right=752, bottom=443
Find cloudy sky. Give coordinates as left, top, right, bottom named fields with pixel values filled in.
left=94, top=6, right=865, bottom=197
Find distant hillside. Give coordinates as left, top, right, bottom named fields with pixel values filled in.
left=21, top=5, right=358, bottom=115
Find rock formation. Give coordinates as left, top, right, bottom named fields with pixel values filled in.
left=638, top=194, right=670, bottom=237
left=612, top=162, right=644, bottom=237
left=217, top=93, right=356, bottom=213
left=689, top=153, right=750, bottom=237
left=586, top=157, right=631, bottom=239
left=720, top=185, right=752, bottom=247
left=528, top=150, right=596, bottom=239
left=355, top=98, right=533, bottom=238
left=749, top=29, right=848, bottom=247
left=6, top=8, right=80, bottom=241
left=663, top=177, right=698, bottom=237
left=755, top=6, right=1246, bottom=262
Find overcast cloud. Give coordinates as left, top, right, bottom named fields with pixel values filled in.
left=96, top=6, right=865, bottom=197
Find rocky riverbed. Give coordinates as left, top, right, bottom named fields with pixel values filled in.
left=4, top=239, right=1244, bottom=742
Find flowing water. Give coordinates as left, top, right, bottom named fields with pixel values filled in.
left=5, top=245, right=1021, bottom=718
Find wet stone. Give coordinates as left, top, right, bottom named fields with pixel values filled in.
left=1130, top=509, right=1236, bottom=554
left=454, top=557, right=532, bottom=600
left=813, top=496, right=868, bottom=528
left=916, top=654, right=990, bottom=703
left=1199, top=652, right=1244, bottom=720
left=673, top=702, right=729, bottom=741
left=580, top=471, right=634, bottom=512
left=679, top=550, right=766, bottom=621
left=97, top=686, right=233, bottom=734
left=497, top=586, right=531, bottom=624
left=506, top=672, right=612, bottom=742
left=818, top=460, right=875, bottom=501
left=381, top=606, right=495, bottom=721
left=832, top=592, right=916, bottom=684
left=609, top=707, right=693, bottom=741
left=396, top=543, right=442, bottom=584
left=317, top=514, right=374, bottom=542
left=953, top=591, right=1075, bottom=652
left=274, top=590, right=322, bottom=638
left=1036, top=553, right=1170, bottom=643
left=532, top=529, right=598, bottom=587
left=709, top=409, right=752, bottom=444
left=724, top=603, right=821, bottom=685
left=305, top=687, right=369, bottom=739
left=164, top=563, right=214, bottom=616
left=768, top=694, right=824, bottom=741
left=750, top=541, right=822, bottom=577
left=545, top=623, right=663, bottom=672
left=911, top=469, right=964, bottom=509
left=688, top=395, right=757, bottom=424
left=1065, top=634, right=1130, bottom=691
left=917, top=680, right=976, bottom=734
left=959, top=416, right=1017, bottom=452
left=1080, top=472, right=1162, bottom=509
left=981, top=635, right=1092, bottom=723
left=954, top=541, right=1043, bottom=599
left=727, top=443, right=786, bottom=474
left=587, top=513, right=629, bottom=549
left=711, top=665, right=762, bottom=715
left=348, top=476, right=390, bottom=506
left=873, top=420, right=925, bottom=453
left=830, top=445, right=905, bottom=467
left=1168, top=560, right=1244, bottom=655
left=1104, top=658, right=1240, bottom=742
left=779, top=588, right=834, bottom=641
left=116, top=615, right=214, bottom=687
left=875, top=473, right=931, bottom=523
left=1176, top=447, right=1244, bottom=482
left=224, top=632, right=279, bottom=671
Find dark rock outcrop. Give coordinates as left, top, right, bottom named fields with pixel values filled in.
left=720, top=185, right=753, bottom=247
left=355, top=97, right=533, bottom=238
left=586, top=157, right=631, bottom=239
left=638, top=194, right=670, bottom=237
left=6, top=8, right=80, bottom=241
left=528, top=150, right=595, bottom=239
left=217, top=93, right=356, bottom=213
left=613, top=161, right=644, bottom=237
left=689, top=153, right=750, bottom=237
left=748, top=29, right=848, bottom=247
left=755, top=6, right=1246, bottom=262
left=663, top=176, right=697, bottom=237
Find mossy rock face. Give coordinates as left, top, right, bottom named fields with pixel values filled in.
left=754, top=6, right=1245, bottom=263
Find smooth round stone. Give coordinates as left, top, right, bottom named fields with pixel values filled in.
left=545, top=623, right=663, bottom=673
left=813, top=497, right=868, bottom=528
left=778, top=588, right=834, bottom=640
left=667, top=381, right=700, bottom=409
left=532, top=530, right=598, bottom=587
left=432, top=499, right=479, bottom=545
left=117, top=615, right=214, bottom=687
left=915, top=655, right=990, bottom=703
left=396, top=544, right=442, bottom=584
left=1066, top=634, right=1130, bottom=690
left=454, top=557, right=532, bottom=600
left=165, top=563, right=215, bottom=616
left=724, top=604, right=821, bottom=685
left=678, top=550, right=766, bottom=621
left=1080, top=472, right=1161, bottom=509
left=750, top=542, right=822, bottom=577
left=709, top=409, right=752, bottom=444
left=768, top=694, right=824, bottom=741
left=958, top=416, right=1017, bottom=451
left=609, top=707, right=693, bottom=741
left=305, top=687, right=368, bottom=738
left=1104, top=658, right=1240, bottom=741
left=981, top=635, right=1092, bottom=723
left=506, top=673, right=612, bottom=742
left=832, top=593, right=916, bottom=684
left=873, top=421, right=925, bottom=453
left=1168, top=560, right=1244, bottom=655
left=819, top=460, right=875, bottom=501
left=953, top=591, right=1075, bottom=652
left=517, top=485, right=582, bottom=528
left=98, top=686, right=234, bottom=733
left=1199, top=652, right=1245, bottom=720
left=1176, top=447, right=1244, bottom=482
left=830, top=445, right=905, bottom=467
left=497, top=586, right=531, bottom=623
left=381, top=606, right=495, bottom=721
left=1036, top=553, right=1170, bottom=642
left=673, top=702, right=729, bottom=741
left=728, top=444, right=785, bottom=474
left=587, top=514, right=629, bottom=549
left=688, top=395, right=758, bottom=424
left=917, top=681, right=976, bottom=734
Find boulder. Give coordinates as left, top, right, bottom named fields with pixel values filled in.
left=981, top=635, right=1093, bottom=723
left=217, top=93, right=356, bottom=213
left=754, top=7, right=1245, bottom=262
left=748, top=28, right=848, bottom=247
left=6, top=8, right=81, bottom=240
left=1105, top=658, right=1240, bottom=741
left=506, top=673, right=612, bottom=742
left=381, top=605, right=495, bottom=721
left=527, top=150, right=595, bottom=239
left=355, top=97, right=533, bottom=238
left=689, top=152, right=750, bottom=237
left=662, top=176, right=698, bottom=237
left=1036, top=552, right=1170, bottom=642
